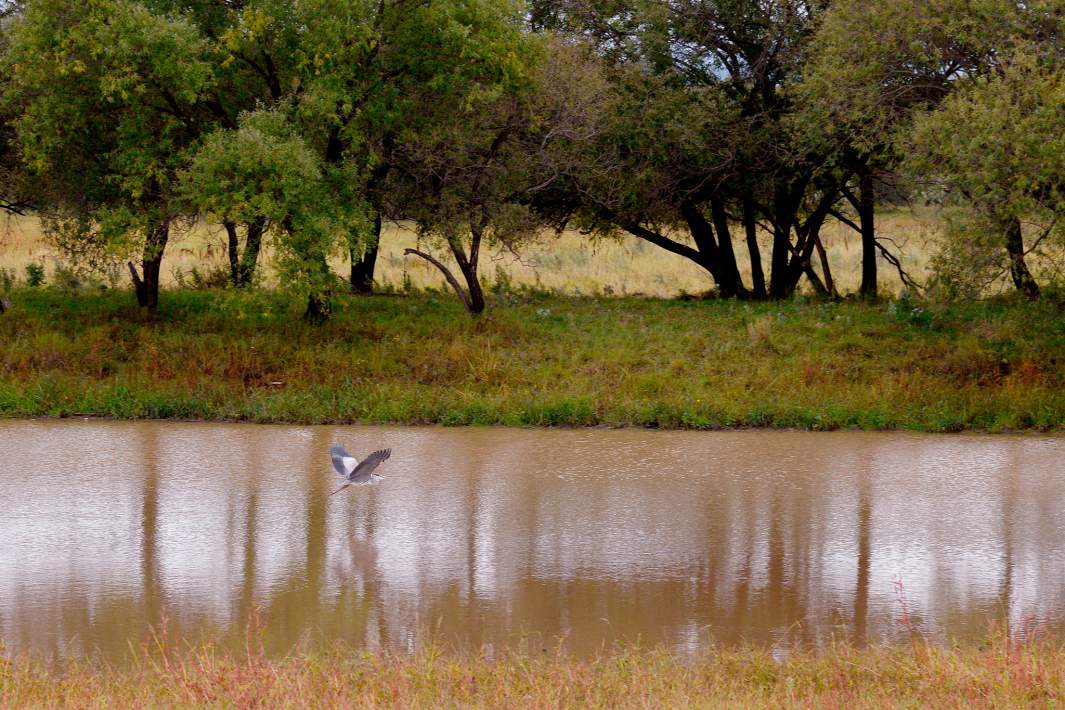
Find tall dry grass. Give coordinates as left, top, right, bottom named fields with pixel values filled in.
left=0, top=211, right=943, bottom=298
left=2, top=631, right=1063, bottom=709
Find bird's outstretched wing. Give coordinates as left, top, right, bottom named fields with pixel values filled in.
left=330, top=444, right=358, bottom=477
left=349, top=448, right=391, bottom=483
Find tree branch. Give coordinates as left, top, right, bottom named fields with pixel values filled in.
left=828, top=208, right=862, bottom=234
left=403, top=248, right=471, bottom=310
left=875, top=241, right=921, bottom=293
left=618, top=220, right=706, bottom=265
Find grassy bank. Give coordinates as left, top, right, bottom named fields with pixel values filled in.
left=2, top=288, right=1065, bottom=431
left=3, top=639, right=1063, bottom=708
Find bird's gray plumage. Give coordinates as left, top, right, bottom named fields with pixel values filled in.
left=330, top=444, right=357, bottom=476
left=347, top=448, right=391, bottom=483
left=329, top=445, right=391, bottom=495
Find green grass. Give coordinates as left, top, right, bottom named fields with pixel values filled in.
left=3, top=635, right=1064, bottom=708
left=2, top=287, right=1065, bottom=431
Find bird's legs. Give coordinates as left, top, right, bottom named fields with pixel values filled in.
left=329, top=483, right=351, bottom=497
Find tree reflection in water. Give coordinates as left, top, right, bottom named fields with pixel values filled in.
left=1, top=421, right=1064, bottom=660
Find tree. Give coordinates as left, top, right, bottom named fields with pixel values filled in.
left=801, top=0, right=1064, bottom=299
left=909, top=49, right=1065, bottom=299
left=192, top=0, right=536, bottom=317
left=2, top=0, right=216, bottom=310
left=387, top=36, right=609, bottom=314
left=531, top=0, right=851, bottom=300
left=181, top=110, right=363, bottom=311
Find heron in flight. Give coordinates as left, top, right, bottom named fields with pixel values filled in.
left=330, top=445, right=391, bottom=496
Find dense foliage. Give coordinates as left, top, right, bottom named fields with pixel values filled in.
left=0, top=0, right=1062, bottom=316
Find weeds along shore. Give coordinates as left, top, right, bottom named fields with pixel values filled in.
left=2, top=288, right=1065, bottom=431
left=2, top=634, right=1064, bottom=708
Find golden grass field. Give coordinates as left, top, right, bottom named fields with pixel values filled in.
left=3, top=636, right=1064, bottom=709
left=0, top=211, right=943, bottom=298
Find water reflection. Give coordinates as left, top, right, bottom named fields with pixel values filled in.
left=1, top=420, right=1064, bottom=659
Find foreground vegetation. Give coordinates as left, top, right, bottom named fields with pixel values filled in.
left=3, top=289, right=1065, bottom=431
left=3, top=636, right=1064, bottom=708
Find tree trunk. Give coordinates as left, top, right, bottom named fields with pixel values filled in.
left=350, top=212, right=382, bottom=295
left=402, top=224, right=485, bottom=315
left=238, top=217, right=265, bottom=287
left=128, top=222, right=169, bottom=311
left=858, top=169, right=877, bottom=300
left=804, top=261, right=830, bottom=297
left=679, top=203, right=731, bottom=295
left=224, top=218, right=266, bottom=288
left=404, top=247, right=474, bottom=311
left=450, top=224, right=485, bottom=314
left=225, top=220, right=240, bottom=286
left=710, top=198, right=747, bottom=298
left=304, top=293, right=330, bottom=324
left=743, top=194, right=767, bottom=299
left=782, top=231, right=818, bottom=298
left=813, top=233, right=838, bottom=299
left=768, top=185, right=795, bottom=299
left=769, top=222, right=794, bottom=299
left=1004, top=215, right=1039, bottom=299
left=457, top=260, right=485, bottom=314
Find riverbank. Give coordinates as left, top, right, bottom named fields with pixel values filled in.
left=2, top=639, right=1061, bottom=708
left=2, top=289, right=1064, bottom=431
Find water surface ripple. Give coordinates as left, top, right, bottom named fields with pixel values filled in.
left=1, top=420, right=1063, bottom=659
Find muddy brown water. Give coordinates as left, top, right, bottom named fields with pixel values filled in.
left=1, top=419, right=1064, bottom=660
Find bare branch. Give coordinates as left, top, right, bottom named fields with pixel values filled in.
left=875, top=241, right=922, bottom=293
left=403, top=248, right=471, bottom=310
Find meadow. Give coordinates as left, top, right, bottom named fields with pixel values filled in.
left=1, top=286, right=1064, bottom=431
left=2, top=208, right=1065, bottom=431
left=1, top=211, right=942, bottom=298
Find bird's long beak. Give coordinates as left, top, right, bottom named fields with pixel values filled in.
left=329, top=484, right=349, bottom=497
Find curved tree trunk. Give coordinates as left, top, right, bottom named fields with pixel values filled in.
left=1004, top=215, right=1039, bottom=299
left=402, top=221, right=486, bottom=315
left=128, top=221, right=169, bottom=311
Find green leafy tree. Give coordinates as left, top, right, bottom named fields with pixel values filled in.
left=181, top=110, right=365, bottom=306
left=532, top=0, right=849, bottom=300
left=801, top=0, right=1064, bottom=299
left=387, top=35, right=609, bottom=314
left=3, top=0, right=215, bottom=309
left=184, top=0, right=535, bottom=318
left=909, top=49, right=1065, bottom=299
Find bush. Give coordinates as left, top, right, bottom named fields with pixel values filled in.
left=25, top=263, right=45, bottom=288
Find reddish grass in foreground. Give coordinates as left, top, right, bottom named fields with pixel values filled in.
left=2, top=633, right=1063, bottom=709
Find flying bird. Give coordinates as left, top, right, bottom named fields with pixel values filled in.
left=330, top=445, right=391, bottom=496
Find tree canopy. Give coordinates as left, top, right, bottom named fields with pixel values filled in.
left=0, top=0, right=1062, bottom=315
